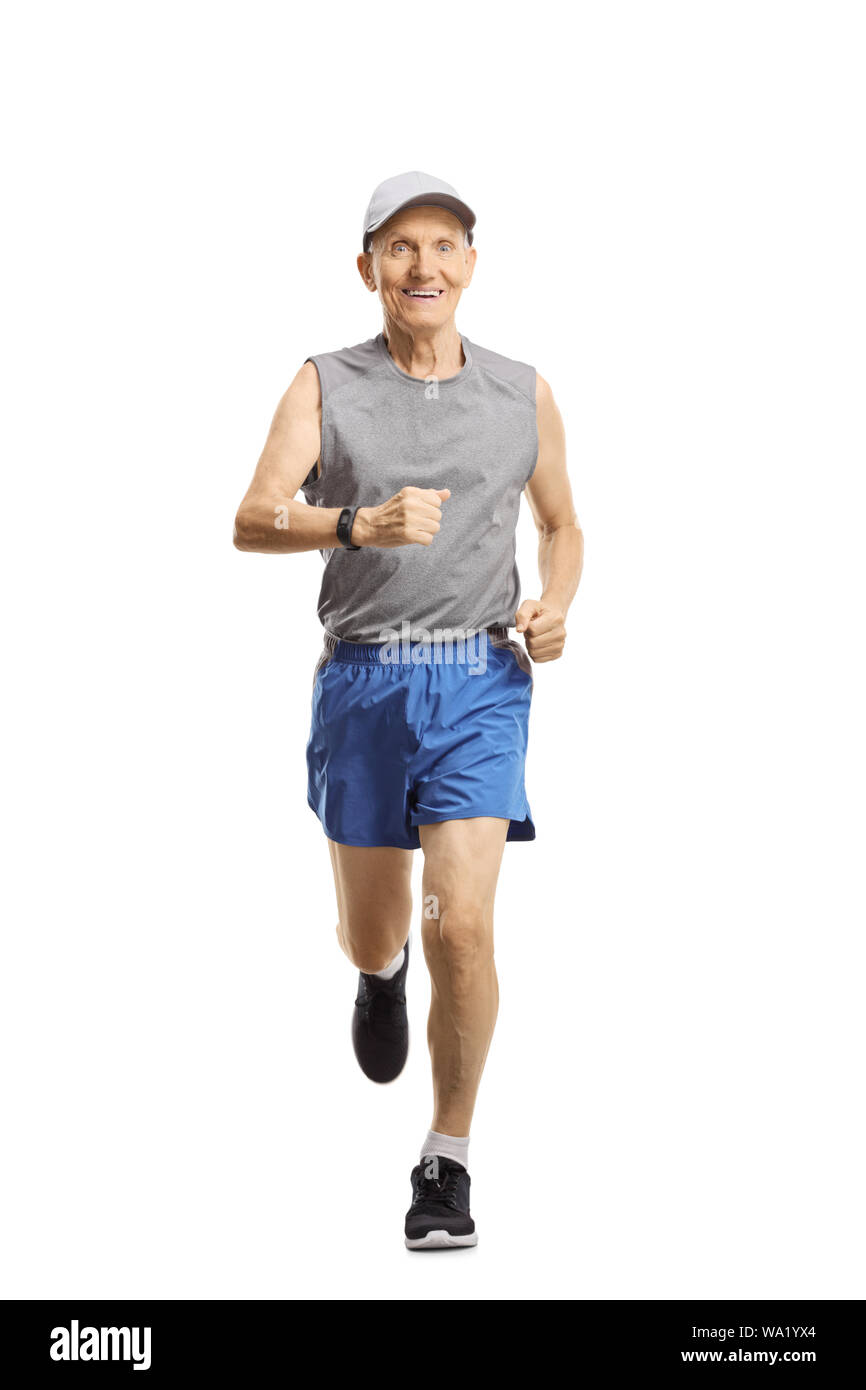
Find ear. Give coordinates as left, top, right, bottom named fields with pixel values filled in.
left=357, top=252, right=377, bottom=292
left=462, top=244, right=478, bottom=289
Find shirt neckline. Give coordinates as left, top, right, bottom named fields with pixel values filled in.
left=375, top=331, right=473, bottom=387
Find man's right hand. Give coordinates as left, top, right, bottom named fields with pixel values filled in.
left=353, top=487, right=450, bottom=548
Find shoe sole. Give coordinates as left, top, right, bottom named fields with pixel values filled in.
left=405, top=1230, right=478, bottom=1250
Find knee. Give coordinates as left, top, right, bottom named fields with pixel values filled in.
left=336, top=916, right=408, bottom=974
left=422, top=904, right=493, bottom=974
left=354, top=942, right=403, bottom=974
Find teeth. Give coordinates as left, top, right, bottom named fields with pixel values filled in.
left=406, top=290, right=440, bottom=296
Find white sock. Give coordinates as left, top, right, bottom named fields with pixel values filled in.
left=420, top=1129, right=470, bottom=1169
left=371, top=946, right=404, bottom=981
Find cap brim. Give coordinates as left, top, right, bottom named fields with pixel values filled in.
left=364, top=193, right=475, bottom=251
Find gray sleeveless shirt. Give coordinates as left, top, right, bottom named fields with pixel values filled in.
left=302, top=332, right=537, bottom=643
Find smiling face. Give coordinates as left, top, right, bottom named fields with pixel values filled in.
left=357, top=206, right=476, bottom=333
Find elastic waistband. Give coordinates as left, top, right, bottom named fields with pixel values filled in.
left=323, top=626, right=511, bottom=665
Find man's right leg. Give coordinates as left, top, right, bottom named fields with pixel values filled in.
left=327, top=840, right=413, bottom=973
left=328, top=839, right=414, bottom=1083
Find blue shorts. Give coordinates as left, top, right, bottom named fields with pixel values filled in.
left=306, top=627, right=535, bottom=849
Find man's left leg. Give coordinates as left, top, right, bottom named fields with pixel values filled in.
left=404, top=816, right=508, bottom=1249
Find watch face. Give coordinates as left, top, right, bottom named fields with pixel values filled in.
left=338, top=507, right=357, bottom=548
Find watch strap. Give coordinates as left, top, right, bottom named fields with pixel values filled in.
left=337, top=506, right=361, bottom=550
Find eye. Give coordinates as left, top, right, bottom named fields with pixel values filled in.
left=392, top=243, right=410, bottom=254
left=437, top=243, right=453, bottom=254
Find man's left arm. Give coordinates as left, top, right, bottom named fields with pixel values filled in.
left=515, top=374, right=584, bottom=662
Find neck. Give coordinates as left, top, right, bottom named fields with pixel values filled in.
left=381, top=318, right=464, bottom=379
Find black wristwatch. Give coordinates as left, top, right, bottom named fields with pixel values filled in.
left=336, top=506, right=361, bottom=550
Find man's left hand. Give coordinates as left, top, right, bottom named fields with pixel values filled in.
left=514, top=599, right=567, bottom=663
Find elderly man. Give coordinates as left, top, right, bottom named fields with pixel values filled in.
left=234, top=172, right=583, bottom=1249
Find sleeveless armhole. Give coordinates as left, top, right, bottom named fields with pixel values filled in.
left=301, top=341, right=380, bottom=493
left=506, top=359, right=538, bottom=485
left=301, top=355, right=325, bottom=491
left=525, top=366, right=539, bottom=486
left=468, top=343, right=538, bottom=487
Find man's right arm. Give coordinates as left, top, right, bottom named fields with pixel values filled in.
left=233, top=362, right=450, bottom=553
left=233, top=361, right=342, bottom=553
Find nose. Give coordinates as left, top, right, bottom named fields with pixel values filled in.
left=409, top=247, right=437, bottom=280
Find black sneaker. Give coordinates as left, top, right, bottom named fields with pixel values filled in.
left=405, top=1155, right=478, bottom=1249
left=351, top=937, right=409, bottom=1083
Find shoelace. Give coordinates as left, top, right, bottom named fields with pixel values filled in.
left=354, top=993, right=407, bottom=1047
left=414, top=1167, right=463, bottom=1209
left=355, top=980, right=406, bottom=1009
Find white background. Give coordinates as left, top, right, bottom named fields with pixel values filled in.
left=2, top=1, right=864, bottom=1300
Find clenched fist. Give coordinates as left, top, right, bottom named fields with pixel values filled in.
left=354, top=487, right=450, bottom=548
left=514, top=599, right=567, bottom=663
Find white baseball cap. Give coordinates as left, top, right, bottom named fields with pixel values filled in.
left=362, top=171, right=476, bottom=252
